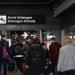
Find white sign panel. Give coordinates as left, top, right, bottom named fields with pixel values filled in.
left=0, top=15, right=6, bottom=24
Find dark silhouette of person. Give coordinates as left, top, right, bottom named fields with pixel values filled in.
left=13, top=39, right=23, bottom=72
left=0, top=35, right=10, bottom=75
left=48, top=37, right=61, bottom=75
left=26, top=38, right=46, bottom=75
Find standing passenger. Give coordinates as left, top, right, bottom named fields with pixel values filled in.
left=57, top=35, right=75, bottom=75
left=26, top=38, right=46, bottom=75
left=48, top=37, right=61, bottom=75
left=14, top=39, right=23, bottom=72
left=41, top=42, right=48, bottom=58
left=22, top=38, right=32, bottom=59
left=0, top=35, right=10, bottom=75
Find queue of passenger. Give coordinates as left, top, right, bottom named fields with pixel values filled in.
left=0, top=34, right=75, bottom=75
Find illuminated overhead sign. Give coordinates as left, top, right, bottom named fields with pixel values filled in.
left=0, top=15, right=46, bottom=24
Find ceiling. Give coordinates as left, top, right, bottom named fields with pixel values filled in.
left=0, top=0, right=54, bottom=4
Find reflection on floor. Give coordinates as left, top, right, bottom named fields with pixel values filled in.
left=8, top=71, right=53, bottom=75
left=8, top=71, right=22, bottom=75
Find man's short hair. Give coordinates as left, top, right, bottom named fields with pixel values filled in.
left=50, top=37, right=55, bottom=41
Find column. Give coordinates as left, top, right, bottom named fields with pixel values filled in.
left=40, top=30, right=42, bottom=43
left=53, top=30, right=61, bottom=43
left=61, top=29, right=65, bottom=45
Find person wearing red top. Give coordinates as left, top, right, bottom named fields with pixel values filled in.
left=48, top=37, right=61, bottom=75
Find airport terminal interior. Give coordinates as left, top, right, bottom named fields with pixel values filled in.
left=0, top=0, right=75, bottom=75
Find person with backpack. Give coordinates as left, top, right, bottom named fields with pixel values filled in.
left=25, top=38, right=46, bottom=75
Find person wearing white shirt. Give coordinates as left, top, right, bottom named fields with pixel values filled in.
left=57, top=35, right=75, bottom=75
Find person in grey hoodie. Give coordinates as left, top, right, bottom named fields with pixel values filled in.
left=57, top=35, right=75, bottom=75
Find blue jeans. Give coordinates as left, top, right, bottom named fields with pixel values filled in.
left=59, top=70, right=75, bottom=75
left=0, top=60, right=8, bottom=75
left=29, top=70, right=41, bottom=75
left=29, top=66, right=41, bottom=75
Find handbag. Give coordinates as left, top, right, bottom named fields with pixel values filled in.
left=21, top=62, right=29, bottom=71
left=3, top=42, right=10, bottom=60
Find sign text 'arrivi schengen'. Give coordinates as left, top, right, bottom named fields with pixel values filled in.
left=7, top=16, right=36, bottom=24
left=0, top=15, right=46, bottom=24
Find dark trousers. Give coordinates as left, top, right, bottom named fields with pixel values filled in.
left=59, top=70, right=75, bottom=75
left=28, top=65, right=43, bottom=75
left=29, top=69, right=41, bottom=75
left=0, top=60, right=8, bottom=75
left=44, top=58, right=58, bottom=75
left=15, top=57, right=23, bottom=71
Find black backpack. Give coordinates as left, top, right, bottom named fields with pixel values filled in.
left=27, top=44, right=46, bottom=65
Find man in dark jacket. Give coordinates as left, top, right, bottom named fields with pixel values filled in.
left=0, top=35, right=10, bottom=75
left=26, top=38, right=46, bottom=75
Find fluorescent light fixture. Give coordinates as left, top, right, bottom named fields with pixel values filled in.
left=0, top=36, right=1, bottom=40
left=69, top=36, right=72, bottom=39
left=74, top=35, right=75, bottom=39
left=47, top=35, right=55, bottom=40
